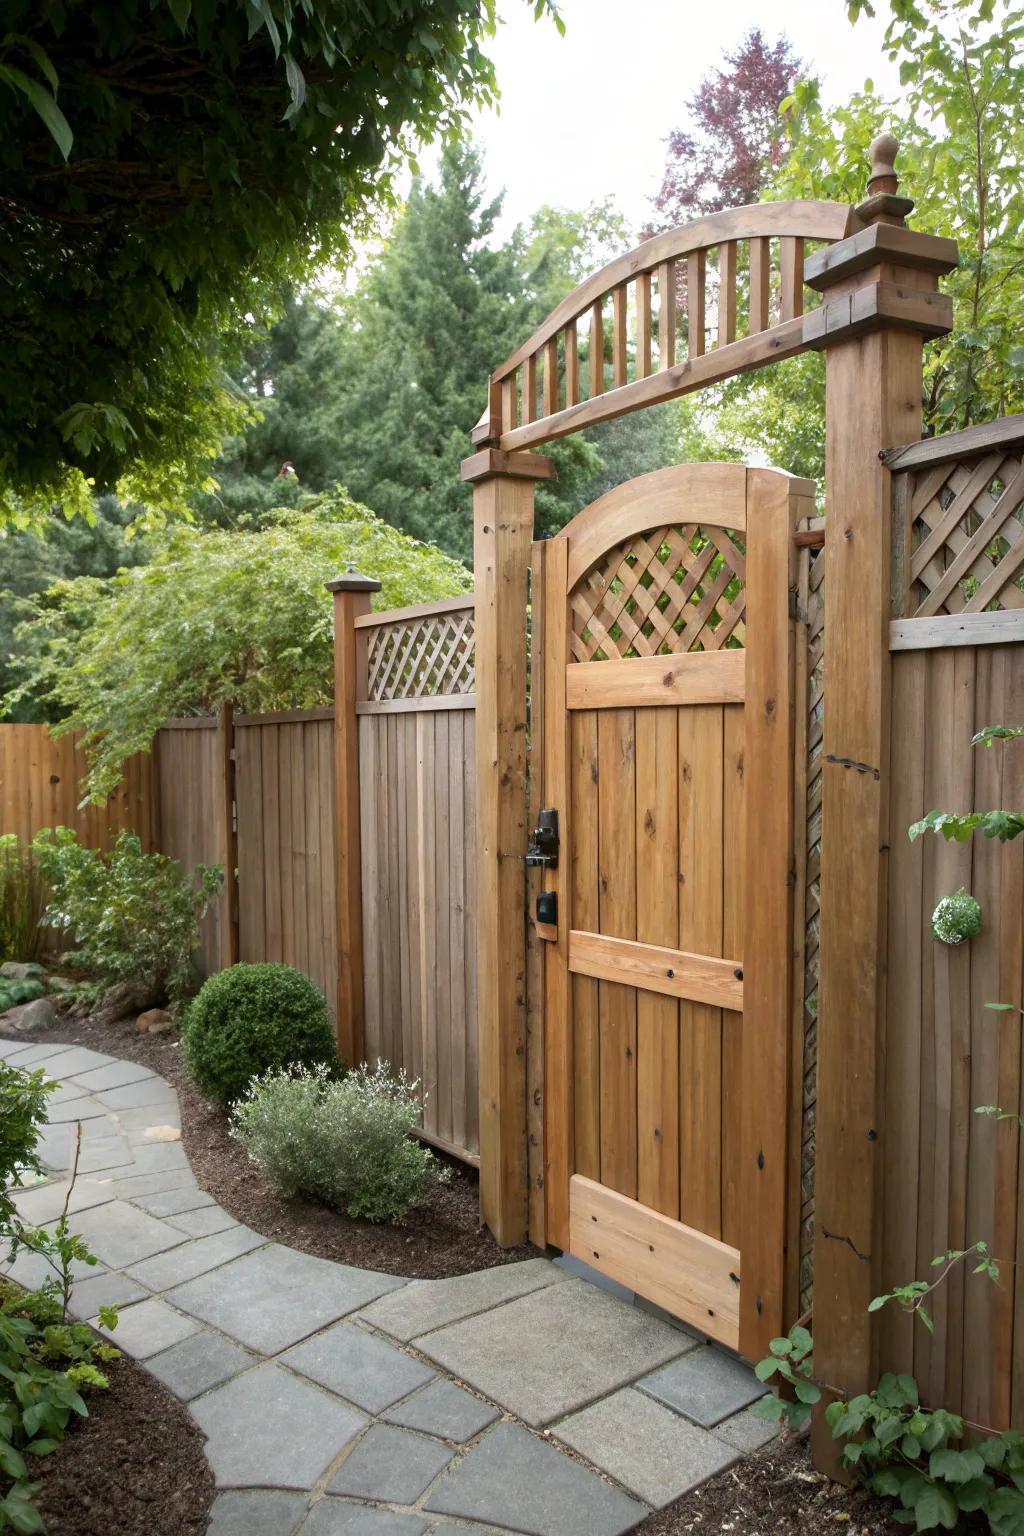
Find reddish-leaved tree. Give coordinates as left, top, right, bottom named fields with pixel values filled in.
left=651, top=29, right=807, bottom=227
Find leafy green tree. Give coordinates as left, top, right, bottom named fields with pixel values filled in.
left=4, top=490, right=471, bottom=800
left=0, top=500, right=152, bottom=720
left=0, top=0, right=558, bottom=526
left=668, top=2, right=1024, bottom=481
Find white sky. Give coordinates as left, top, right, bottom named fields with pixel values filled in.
left=449, top=0, right=903, bottom=241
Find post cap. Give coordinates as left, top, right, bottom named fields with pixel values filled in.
left=325, top=562, right=383, bottom=594
left=855, top=130, right=914, bottom=227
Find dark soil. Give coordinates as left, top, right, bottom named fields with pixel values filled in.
left=35, top=1352, right=214, bottom=1536
left=635, top=1434, right=899, bottom=1534
left=22, top=1006, right=539, bottom=1279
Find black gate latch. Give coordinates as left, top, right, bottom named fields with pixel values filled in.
left=525, top=808, right=559, bottom=870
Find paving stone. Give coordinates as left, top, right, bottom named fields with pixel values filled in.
left=96, top=1078, right=177, bottom=1111
left=426, top=1526, right=502, bottom=1536
left=425, top=1421, right=647, bottom=1536
left=115, top=1104, right=182, bottom=1136
left=190, top=1362, right=366, bottom=1489
left=111, top=1168, right=195, bottom=1198
left=45, top=1097, right=110, bottom=1123
left=39, top=1046, right=115, bottom=1078
left=167, top=1204, right=237, bottom=1238
left=638, top=1345, right=767, bottom=1428
left=208, top=1490, right=309, bottom=1536
left=125, top=1225, right=266, bottom=1290
left=76, top=1135, right=135, bottom=1174
left=79, top=1113, right=122, bottom=1140
left=303, top=1506, right=426, bottom=1536
left=135, top=1186, right=215, bottom=1218
left=355, top=1258, right=567, bottom=1343
left=169, top=1244, right=405, bottom=1354
left=713, top=1404, right=780, bottom=1453
left=120, top=1139, right=189, bottom=1176
left=47, top=1081, right=92, bottom=1106
left=420, top=1278, right=689, bottom=1426
left=12, top=1177, right=114, bottom=1224
left=0, top=1043, right=66, bottom=1066
left=95, top=1296, right=200, bottom=1358
left=66, top=1060, right=155, bottom=1092
left=146, top=1328, right=258, bottom=1401
left=68, top=1269, right=148, bottom=1319
left=328, top=1423, right=453, bottom=1502
left=553, top=1251, right=635, bottom=1304
left=384, top=1379, right=498, bottom=1443
left=65, top=1198, right=188, bottom=1268
left=554, top=1386, right=737, bottom=1507
left=35, top=1126, right=72, bottom=1172
left=285, top=1323, right=435, bottom=1413
left=2, top=1246, right=97, bottom=1291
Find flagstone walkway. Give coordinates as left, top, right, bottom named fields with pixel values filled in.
left=0, top=1037, right=775, bottom=1536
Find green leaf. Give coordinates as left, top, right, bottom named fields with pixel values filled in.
left=794, top=1379, right=821, bottom=1404
left=754, top=1358, right=778, bottom=1381
left=930, top=1448, right=984, bottom=1484
left=955, top=1476, right=993, bottom=1512
left=0, top=63, right=72, bottom=158
left=168, top=0, right=192, bottom=28
left=912, top=1480, right=959, bottom=1530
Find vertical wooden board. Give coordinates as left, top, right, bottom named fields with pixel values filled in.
left=290, top=722, right=310, bottom=980
left=526, top=539, right=547, bottom=1247
left=396, top=713, right=413, bottom=1077
left=405, top=714, right=424, bottom=1089
left=319, top=720, right=338, bottom=1019
left=613, top=285, right=628, bottom=388
left=679, top=705, right=724, bottom=1237
left=434, top=710, right=453, bottom=1145
left=880, top=651, right=926, bottom=1380
left=542, top=538, right=573, bottom=1244
left=961, top=646, right=1005, bottom=1427
left=635, top=707, right=680, bottom=1219
left=262, top=726, right=283, bottom=963
left=417, top=713, right=439, bottom=1136
left=597, top=707, right=638, bottom=1200
left=571, top=709, right=601, bottom=1183
left=237, top=726, right=266, bottom=963
left=464, top=711, right=480, bottom=1156
left=720, top=703, right=745, bottom=1248
left=360, top=718, right=381, bottom=1060
left=384, top=714, right=402, bottom=1069
left=449, top=710, right=469, bottom=1152
left=304, top=723, right=323, bottom=994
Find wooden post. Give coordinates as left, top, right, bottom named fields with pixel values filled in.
left=809, top=136, right=957, bottom=1467
left=462, top=446, right=556, bottom=1247
left=217, top=700, right=239, bottom=969
left=327, top=564, right=382, bottom=1067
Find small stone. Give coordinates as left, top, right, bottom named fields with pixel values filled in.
left=44, top=975, right=76, bottom=993
left=136, top=1008, right=173, bottom=1033
left=0, top=997, right=58, bottom=1036
left=0, top=962, right=40, bottom=981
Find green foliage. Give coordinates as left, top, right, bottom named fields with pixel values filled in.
left=231, top=1061, right=449, bottom=1222
left=5, top=493, right=470, bottom=799
left=868, top=1241, right=1000, bottom=1333
left=32, top=828, right=222, bottom=1005
left=0, top=1065, right=51, bottom=1233
left=182, top=962, right=338, bottom=1105
left=0, top=982, right=44, bottom=1016
left=909, top=725, right=1024, bottom=848
left=752, top=1324, right=820, bottom=1429
left=673, top=2, right=1024, bottom=481
left=931, top=888, right=983, bottom=945
left=0, top=0, right=560, bottom=526
left=204, top=150, right=671, bottom=560
left=0, top=842, right=48, bottom=967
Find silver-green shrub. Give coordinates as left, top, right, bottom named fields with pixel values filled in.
left=230, top=1061, right=449, bottom=1223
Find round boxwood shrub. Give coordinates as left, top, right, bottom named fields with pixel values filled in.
left=181, top=962, right=337, bottom=1104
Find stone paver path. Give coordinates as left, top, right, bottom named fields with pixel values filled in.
left=0, top=1038, right=775, bottom=1534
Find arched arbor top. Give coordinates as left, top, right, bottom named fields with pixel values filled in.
left=474, top=199, right=861, bottom=453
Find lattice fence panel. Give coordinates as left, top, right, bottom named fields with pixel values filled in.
left=366, top=608, right=475, bottom=702
left=569, top=524, right=746, bottom=661
left=904, top=448, right=1024, bottom=617
left=799, top=532, right=825, bottom=1317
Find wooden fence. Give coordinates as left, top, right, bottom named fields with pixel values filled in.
left=0, top=724, right=155, bottom=852
left=874, top=417, right=1024, bottom=1430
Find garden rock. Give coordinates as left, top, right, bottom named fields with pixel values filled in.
left=137, top=1008, right=174, bottom=1034
left=91, top=979, right=156, bottom=1028
left=0, top=997, right=58, bottom=1036
left=0, top=961, right=39, bottom=981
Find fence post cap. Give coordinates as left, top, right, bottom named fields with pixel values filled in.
left=325, top=563, right=383, bottom=594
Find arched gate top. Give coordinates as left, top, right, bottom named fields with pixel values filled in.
left=475, top=199, right=859, bottom=453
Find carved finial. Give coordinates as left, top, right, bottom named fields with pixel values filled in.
left=867, top=133, right=900, bottom=198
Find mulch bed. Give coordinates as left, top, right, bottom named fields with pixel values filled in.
left=20, top=1006, right=538, bottom=1279
left=34, top=1352, right=214, bottom=1536
left=635, top=1433, right=899, bottom=1534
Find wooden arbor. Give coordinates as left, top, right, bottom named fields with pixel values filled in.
left=465, top=136, right=957, bottom=1388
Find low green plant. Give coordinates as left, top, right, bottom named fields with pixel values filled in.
left=231, top=1061, right=449, bottom=1223
left=0, top=840, right=48, bottom=966
left=931, top=889, right=983, bottom=945
left=181, top=962, right=338, bottom=1105
left=31, top=827, right=222, bottom=1006
left=0, top=1062, right=119, bottom=1533
left=0, top=979, right=44, bottom=1016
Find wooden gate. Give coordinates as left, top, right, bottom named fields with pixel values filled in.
left=536, top=462, right=813, bottom=1359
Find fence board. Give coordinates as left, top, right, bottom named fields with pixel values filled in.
left=0, top=724, right=155, bottom=853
